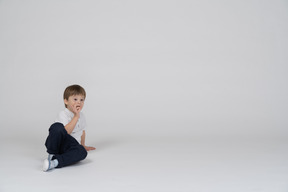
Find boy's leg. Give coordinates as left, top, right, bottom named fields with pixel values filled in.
left=54, top=144, right=87, bottom=168
left=45, top=122, right=67, bottom=155
left=54, top=127, right=88, bottom=168
left=44, top=122, right=87, bottom=169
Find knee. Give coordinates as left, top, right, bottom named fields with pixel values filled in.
left=80, top=146, right=88, bottom=160
left=49, top=123, right=66, bottom=135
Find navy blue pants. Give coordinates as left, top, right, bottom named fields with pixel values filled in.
left=45, top=123, right=87, bottom=168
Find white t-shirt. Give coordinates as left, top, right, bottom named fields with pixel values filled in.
left=55, top=108, right=86, bottom=144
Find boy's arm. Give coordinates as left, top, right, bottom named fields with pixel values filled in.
left=64, top=115, right=79, bottom=134
left=64, top=103, right=81, bottom=134
left=81, top=130, right=96, bottom=151
left=81, top=130, right=86, bottom=146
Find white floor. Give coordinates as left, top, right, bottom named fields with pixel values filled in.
left=1, top=134, right=288, bottom=192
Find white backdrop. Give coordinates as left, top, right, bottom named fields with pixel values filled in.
left=0, top=0, right=287, bottom=142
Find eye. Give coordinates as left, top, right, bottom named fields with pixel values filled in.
left=81, top=99, right=84, bottom=102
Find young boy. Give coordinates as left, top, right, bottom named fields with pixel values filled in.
left=43, top=84, right=95, bottom=172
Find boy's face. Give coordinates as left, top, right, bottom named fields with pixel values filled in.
left=64, top=94, right=85, bottom=112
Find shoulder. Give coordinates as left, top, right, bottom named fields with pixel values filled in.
left=58, top=109, right=69, bottom=119
left=80, top=111, right=85, bottom=117
left=80, top=112, right=86, bottom=120
left=55, top=109, right=72, bottom=125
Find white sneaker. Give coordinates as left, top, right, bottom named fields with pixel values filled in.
left=42, top=158, right=58, bottom=172
left=42, top=159, right=51, bottom=172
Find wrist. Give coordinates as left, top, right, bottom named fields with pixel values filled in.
left=74, top=112, right=80, bottom=117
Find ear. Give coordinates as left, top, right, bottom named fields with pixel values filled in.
left=64, top=99, right=69, bottom=105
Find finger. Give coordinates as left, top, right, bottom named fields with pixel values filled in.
left=88, top=147, right=95, bottom=150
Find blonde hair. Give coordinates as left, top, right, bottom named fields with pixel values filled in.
left=63, top=84, right=86, bottom=108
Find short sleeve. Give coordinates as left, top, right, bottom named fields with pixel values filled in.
left=55, top=111, right=70, bottom=126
